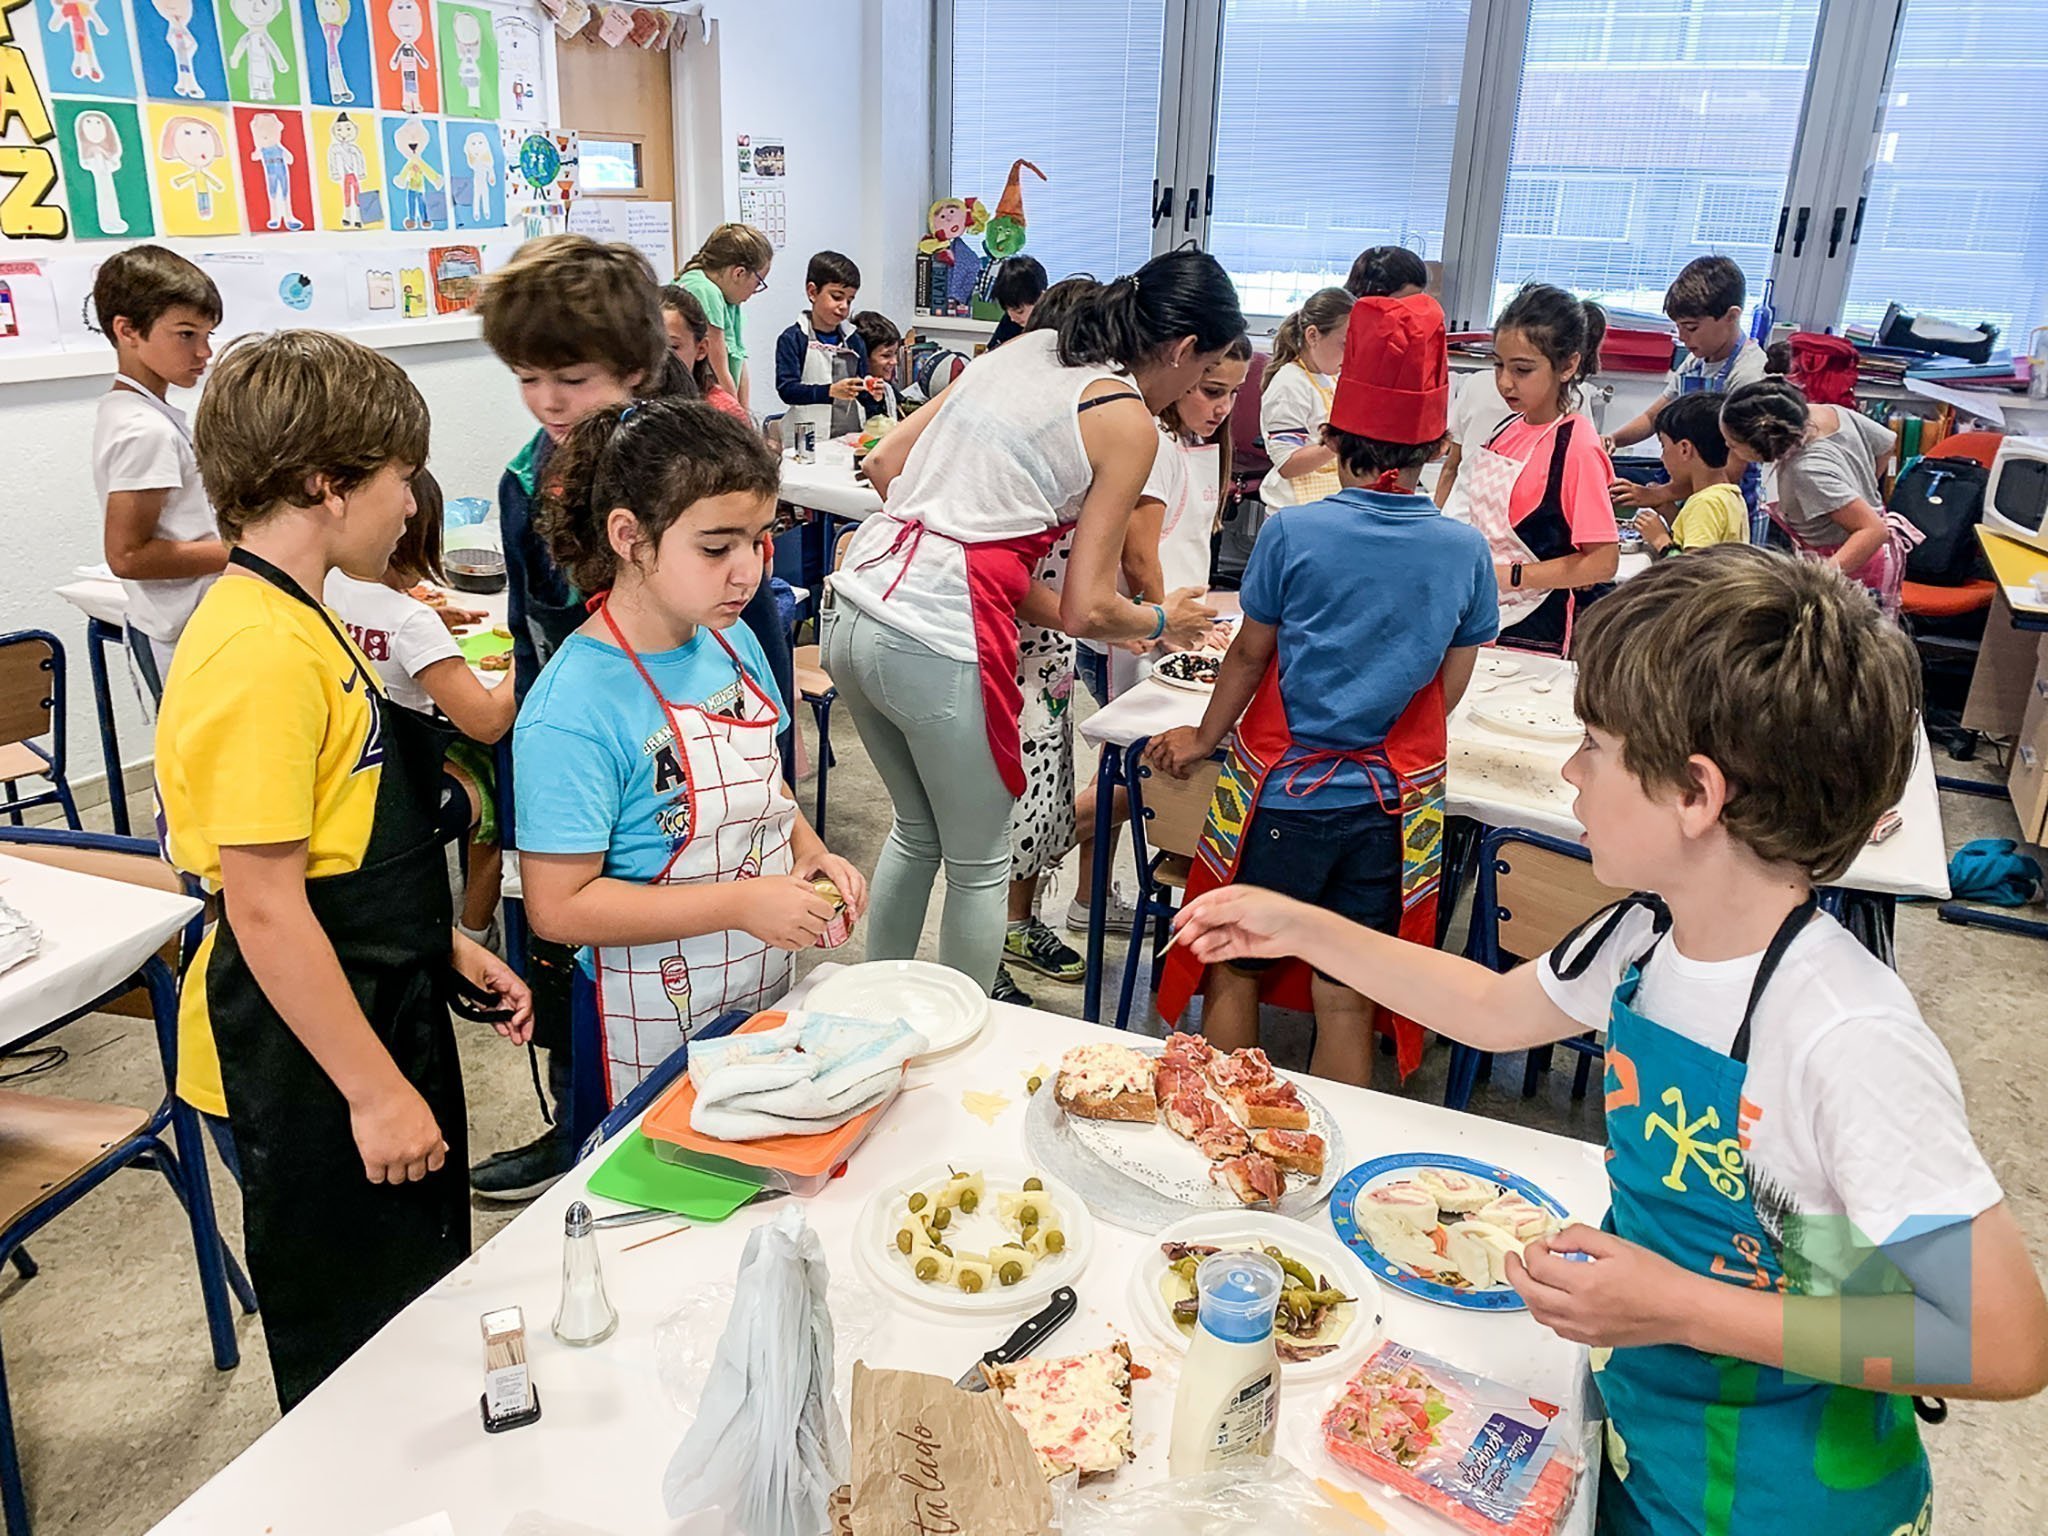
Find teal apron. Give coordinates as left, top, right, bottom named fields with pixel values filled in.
left=1562, top=895, right=1934, bottom=1536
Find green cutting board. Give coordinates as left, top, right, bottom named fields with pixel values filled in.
left=458, top=628, right=514, bottom=662
left=585, top=1130, right=767, bottom=1220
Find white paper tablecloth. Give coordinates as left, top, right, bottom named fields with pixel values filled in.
left=1081, top=651, right=1950, bottom=901
left=147, top=989, right=1608, bottom=1536
left=0, top=853, right=201, bottom=1049
left=777, top=441, right=883, bottom=520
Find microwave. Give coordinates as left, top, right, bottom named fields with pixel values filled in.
left=1983, top=435, right=2048, bottom=556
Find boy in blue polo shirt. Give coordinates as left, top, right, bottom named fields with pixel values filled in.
left=1149, top=294, right=1496, bottom=1085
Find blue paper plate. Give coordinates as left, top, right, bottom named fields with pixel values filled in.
left=1328, top=1152, right=1570, bottom=1312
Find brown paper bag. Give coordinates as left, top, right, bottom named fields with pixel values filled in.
left=849, top=1364, right=1054, bottom=1536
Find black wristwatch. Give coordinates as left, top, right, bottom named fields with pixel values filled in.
left=1509, top=563, right=1524, bottom=589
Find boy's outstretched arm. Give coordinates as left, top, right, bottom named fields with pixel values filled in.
left=1170, top=886, right=1586, bottom=1054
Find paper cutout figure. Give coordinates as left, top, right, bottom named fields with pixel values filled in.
left=428, top=242, right=480, bottom=312
left=313, top=107, right=382, bottom=228
left=447, top=121, right=500, bottom=229
left=373, top=0, right=438, bottom=113
left=235, top=106, right=310, bottom=230
left=440, top=4, right=494, bottom=117
left=33, top=0, right=138, bottom=97
left=300, top=0, right=370, bottom=105
left=400, top=265, right=426, bottom=317
left=224, top=0, right=298, bottom=104
left=139, top=0, right=229, bottom=102
left=71, top=108, right=127, bottom=232
left=920, top=196, right=989, bottom=315
left=493, top=11, right=541, bottom=123
left=278, top=270, right=312, bottom=309
left=365, top=267, right=394, bottom=308
left=383, top=112, right=445, bottom=230
left=983, top=159, right=1044, bottom=259
left=0, top=279, right=16, bottom=339
left=57, top=102, right=157, bottom=240
left=47, top=0, right=106, bottom=83
left=150, top=105, right=239, bottom=234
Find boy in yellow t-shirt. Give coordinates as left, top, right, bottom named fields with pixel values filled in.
left=1632, top=392, right=1747, bottom=558
left=157, top=330, right=531, bottom=1411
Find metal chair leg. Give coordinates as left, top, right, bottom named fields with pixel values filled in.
left=1444, top=1043, right=1481, bottom=1111
left=4, top=1252, right=31, bottom=1283
left=2, top=784, right=17, bottom=828
left=0, top=1325, right=26, bottom=1536
left=809, top=695, right=833, bottom=836
left=1521, top=1045, right=1551, bottom=1097
left=52, top=780, right=81, bottom=834
left=1571, top=1048, right=1596, bottom=1101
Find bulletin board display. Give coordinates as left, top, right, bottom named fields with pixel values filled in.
left=0, top=0, right=562, bottom=364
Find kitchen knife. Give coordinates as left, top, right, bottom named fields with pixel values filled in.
left=954, top=1286, right=1078, bottom=1392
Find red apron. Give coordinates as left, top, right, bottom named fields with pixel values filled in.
left=1155, top=660, right=1447, bottom=1080
left=848, top=515, right=1071, bottom=797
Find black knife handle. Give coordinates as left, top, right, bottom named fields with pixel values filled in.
left=984, top=1286, right=1078, bottom=1369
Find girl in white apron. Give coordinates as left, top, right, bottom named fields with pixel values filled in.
left=1442, top=284, right=1619, bottom=653
left=1257, top=287, right=1352, bottom=509
left=512, top=398, right=867, bottom=1106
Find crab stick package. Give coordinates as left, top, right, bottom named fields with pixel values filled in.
left=1320, top=1342, right=1584, bottom=1536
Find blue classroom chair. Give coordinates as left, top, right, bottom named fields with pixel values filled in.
left=0, top=633, right=82, bottom=834
left=1113, top=747, right=1225, bottom=1034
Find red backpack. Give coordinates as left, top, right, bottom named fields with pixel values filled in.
left=1787, top=332, right=1860, bottom=406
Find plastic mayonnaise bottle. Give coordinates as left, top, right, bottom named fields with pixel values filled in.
left=1168, top=1250, right=1284, bottom=1475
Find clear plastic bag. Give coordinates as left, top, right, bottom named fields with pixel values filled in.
left=654, top=1268, right=890, bottom=1422
left=1054, top=1458, right=1366, bottom=1535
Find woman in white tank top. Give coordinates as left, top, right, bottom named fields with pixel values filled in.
left=822, top=251, right=1245, bottom=990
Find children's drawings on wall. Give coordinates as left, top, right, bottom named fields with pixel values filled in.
left=427, top=240, right=477, bottom=311
left=136, top=0, right=229, bottom=103
left=2, top=0, right=70, bottom=239
left=34, top=0, right=138, bottom=98
left=54, top=97, right=151, bottom=237
left=147, top=100, right=238, bottom=234
left=379, top=109, right=443, bottom=230
left=296, top=0, right=369, bottom=107
left=233, top=105, right=309, bottom=230
left=222, top=0, right=301, bottom=105
left=0, top=260, right=64, bottom=349
left=444, top=118, right=497, bottom=228
left=492, top=9, right=539, bottom=123
left=437, top=2, right=491, bottom=119
left=310, top=105, right=380, bottom=228
left=369, top=0, right=436, bottom=114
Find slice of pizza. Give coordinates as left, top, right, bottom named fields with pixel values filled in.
left=1209, top=1151, right=1285, bottom=1206
left=1251, top=1127, right=1326, bottom=1178
left=1053, top=1042, right=1157, bottom=1123
left=983, top=1342, right=1135, bottom=1480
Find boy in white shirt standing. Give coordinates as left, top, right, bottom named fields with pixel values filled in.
left=92, top=245, right=228, bottom=700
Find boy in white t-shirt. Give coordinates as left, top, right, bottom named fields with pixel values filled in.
left=1173, top=547, right=2048, bottom=1535
left=92, top=246, right=229, bottom=694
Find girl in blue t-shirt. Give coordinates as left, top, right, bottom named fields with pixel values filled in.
left=514, top=398, right=867, bottom=1107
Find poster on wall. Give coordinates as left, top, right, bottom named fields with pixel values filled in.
left=343, top=242, right=426, bottom=321
left=33, top=0, right=141, bottom=98
left=220, top=0, right=303, bottom=105
left=493, top=10, right=542, bottom=123
left=502, top=125, right=572, bottom=234
left=0, top=261, right=63, bottom=352
left=443, top=117, right=501, bottom=229
left=310, top=106, right=383, bottom=228
left=233, top=104, right=312, bottom=230
left=296, top=0, right=373, bottom=107
left=737, top=187, right=784, bottom=250
left=427, top=241, right=479, bottom=311
left=135, top=0, right=230, bottom=103
left=368, top=0, right=439, bottom=114
left=146, top=101, right=242, bottom=235
left=54, top=98, right=155, bottom=238
left=437, top=1, right=493, bottom=118
left=380, top=110, right=447, bottom=230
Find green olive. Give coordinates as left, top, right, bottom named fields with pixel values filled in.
left=935, top=1242, right=952, bottom=1257
left=1023, top=1177, right=1044, bottom=1192
left=914, top=1256, right=939, bottom=1282
left=958, top=1188, right=980, bottom=1214
left=1019, top=1222, right=1038, bottom=1245
left=1043, top=1229, right=1066, bottom=1254
left=932, top=1206, right=952, bottom=1231
left=958, top=1269, right=984, bottom=1293
left=907, top=1192, right=928, bottom=1214
left=896, top=1228, right=916, bottom=1254
left=1026, top=1076, right=1043, bottom=1094
left=999, top=1261, right=1023, bottom=1286
left=1017, top=1202, right=1040, bottom=1227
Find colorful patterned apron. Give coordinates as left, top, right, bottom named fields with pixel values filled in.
left=588, top=602, right=796, bottom=1105
left=1563, top=896, right=1934, bottom=1535
left=1154, top=658, right=1443, bottom=1079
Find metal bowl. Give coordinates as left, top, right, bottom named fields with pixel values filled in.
left=444, top=546, right=506, bottom=594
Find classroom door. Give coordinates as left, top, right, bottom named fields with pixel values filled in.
left=556, top=35, right=675, bottom=209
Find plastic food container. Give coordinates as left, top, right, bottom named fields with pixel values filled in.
left=639, top=1010, right=903, bottom=1197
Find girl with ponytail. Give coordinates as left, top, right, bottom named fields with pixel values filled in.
left=677, top=221, right=774, bottom=413
left=515, top=396, right=867, bottom=1105
left=1440, top=282, right=1619, bottom=652
left=1258, top=285, right=1353, bottom=507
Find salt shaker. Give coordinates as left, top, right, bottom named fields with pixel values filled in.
left=552, top=1200, right=619, bottom=1347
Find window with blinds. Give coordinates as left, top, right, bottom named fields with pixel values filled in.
left=946, top=0, right=1168, bottom=289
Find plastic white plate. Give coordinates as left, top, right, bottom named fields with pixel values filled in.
left=855, top=1157, right=1095, bottom=1317
left=803, top=960, right=990, bottom=1063
left=1129, top=1210, right=1384, bottom=1382
left=1151, top=652, right=1220, bottom=693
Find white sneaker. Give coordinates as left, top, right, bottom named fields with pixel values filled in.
left=1065, top=894, right=1138, bottom=936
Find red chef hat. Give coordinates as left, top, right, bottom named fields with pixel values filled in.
left=1327, top=293, right=1450, bottom=444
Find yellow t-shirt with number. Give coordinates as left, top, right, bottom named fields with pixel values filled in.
left=155, top=573, right=383, bottom=1116
left=1671, top=483, right=1749, bottom=551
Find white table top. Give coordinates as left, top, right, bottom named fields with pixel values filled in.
left=777, top=441, right=883, bottom=520
left=0, top=853, right=200, bottom=1049
left=147, top=981, right=1608, bottom=1536
left=1081, top=649, right=1950, bottom=901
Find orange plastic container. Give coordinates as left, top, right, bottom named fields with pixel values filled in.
left=640, top=1011, right=903, bottom=1195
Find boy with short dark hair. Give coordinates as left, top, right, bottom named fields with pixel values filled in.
left=161, top=330, right=531, bottom=1409
left=1148, top=294, right=1496, bottom=1087
left=987, top=255, right=1048, bottom=347
left=1607, top=255, right=1768, bottom=513
left=91, top=245, right=228, bottom=696
left=1632, top=391, right=1747, bottom=556
left=774, top=249, right=868, bottom=442
left=849, top=309, right=903, bottom=419
left=1175, top=546, right=2048, bottom=1534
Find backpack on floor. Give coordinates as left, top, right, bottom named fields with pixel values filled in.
left=1892, top=456, right=1992, bottom=585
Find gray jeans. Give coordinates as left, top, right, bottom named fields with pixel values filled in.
left=820, top=597, right=1014, bottom=991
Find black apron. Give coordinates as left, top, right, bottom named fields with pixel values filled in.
left=1499, top=415, right=1585, bottom=652
left=207, top=549, right=469, bottom=1411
